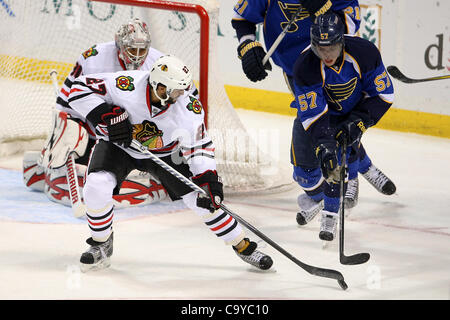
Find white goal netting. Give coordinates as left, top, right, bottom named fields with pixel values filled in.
left=0, top=0, right=284, bottom=193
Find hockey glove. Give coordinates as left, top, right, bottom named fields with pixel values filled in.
left=101, top=106, right=133, bottom=148
left=315, top=140, right=340, bottom=184
left=335, top=114, right=369, bottom=149
left=237, top=39, right=272, bottom=82
left=192, top=170, right=224, bottom=213
left=300, top=0, right=333, bottom=17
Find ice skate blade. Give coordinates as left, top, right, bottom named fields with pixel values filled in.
left=80, top=257, right=111, bottom=273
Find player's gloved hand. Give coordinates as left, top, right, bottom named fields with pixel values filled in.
left=192, top=170, right=224, bottom=213
left=101, top=106, right=133, bottom=148
left=335, top=114, right=368, bottom=148
left=300, top=0, right=332, bottom=17
left=237, top=39, right=272, bottom=82
left=315, top=140, right=340, bottom=184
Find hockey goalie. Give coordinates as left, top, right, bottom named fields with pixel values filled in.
left=22, top=18, right=169, bottom=212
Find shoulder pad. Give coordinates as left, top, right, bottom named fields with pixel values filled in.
left=344, top=36, right=381, bottom=73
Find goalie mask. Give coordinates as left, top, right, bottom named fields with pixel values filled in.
left=149, top=55, right=193, bottom=105
left=115, top=18, right=151, bottom=70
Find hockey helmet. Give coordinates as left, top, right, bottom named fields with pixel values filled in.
left=149, top=55, right=193, bottom=105
left=115, top=18, right=151, bottom=70
left=310, top=12, right=345, bottom=60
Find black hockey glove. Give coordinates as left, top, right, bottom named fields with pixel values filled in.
left=101, top=106, right=133, bottom=148
left=335, top=114, right=369, bottom=149
left=192, top=170, right=224, bottom=213
left=315, top=140, right=340, bottom=184
left=300, top=0, right=333, bottom=17
left=237, top=39, right=272, bottom=82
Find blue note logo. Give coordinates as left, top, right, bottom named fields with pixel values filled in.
left=277, top=2, right=309, bottom=33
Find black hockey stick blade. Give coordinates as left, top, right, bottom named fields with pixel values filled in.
left=340, top=252, right=370, bottom=265
left=387, top=65, right=450, bottom=83
left=222, top=204, right=348, bottom=290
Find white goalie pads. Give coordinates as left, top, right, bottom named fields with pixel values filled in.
left=39, top=110, right=89, bottom=169
left=23, top=111, right=168, bottom=210
left=23, top=151, right=46, bottom=192
left=44, top=167, right=168, bottom=208
left=113, top=170, right=168, bottom=208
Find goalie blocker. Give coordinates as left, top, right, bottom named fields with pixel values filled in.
left=23, top=110, right=167, bottom=209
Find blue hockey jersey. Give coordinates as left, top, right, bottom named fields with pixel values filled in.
left=292, top=35, right=394, bottom=142
left=232, top=0, right=361, bottom=76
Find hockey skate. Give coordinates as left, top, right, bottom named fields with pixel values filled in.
left=344, top=178, right=359, bottom=209
left=80, top=233, right=114, bottom=272
left=319, top=211, right=338, bottom=241
left=296, top=193, right=324, bottom=225
left=362, top=164, right=396, bottom=195
left=233, top=238, right=273, bottom=270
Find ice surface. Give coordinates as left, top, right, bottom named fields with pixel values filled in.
left=0, top=109, right=449, bottom=300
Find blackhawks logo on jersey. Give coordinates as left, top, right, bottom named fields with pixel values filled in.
left=133, top=120, right=164, bottom=150
left=116, top=76, right=135, bottom=91
left=82, top=45, right=98, bottom=59
left=186, top=96, right=202, bottom=114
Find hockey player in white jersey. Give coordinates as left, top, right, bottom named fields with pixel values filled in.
left=68, top=55, right=273, bottom=272
left=23, top=18, right=189, bottom=208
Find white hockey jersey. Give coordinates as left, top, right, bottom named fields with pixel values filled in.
left=56, top=41, right=164, bottom=121
left=68, top=70, right=215, bottom=176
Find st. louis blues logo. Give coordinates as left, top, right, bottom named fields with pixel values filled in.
left=278, top=2, right=310, bottom=33
left=82, top=45, right=98, bottom=59
left=186, top=96, right=202, bottom=114
left=115, top=76, right=135, bottom=91
left=325, top=77, right=358, bottom=111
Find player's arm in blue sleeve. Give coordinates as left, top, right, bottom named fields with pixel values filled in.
left=232, top=0, right=272, bottom=82
left=231, top=0, right=267, bottom=41
left=292, top=53, right=335, bottom=144
left=330, top=0, right=361, bottom=34
left=354, top=41, right=394, bottom=128
left=293, top=52, right=341, bottom=181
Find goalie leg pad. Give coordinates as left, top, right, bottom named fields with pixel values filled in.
left=23, top=151, right=45, bottom=192
left=112, top=170, right=168, bottom=208
left=41, top=110, right=89, bottom=169
left=44, top=164, right=86, bottom=206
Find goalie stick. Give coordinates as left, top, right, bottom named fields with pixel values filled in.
left=387, top=65, right=450, bottom=84
left=130, top=139, right=348, bottom=290
left=339, top=140, right=370, bottom=265
left=49, top=70, right=86, bottom=218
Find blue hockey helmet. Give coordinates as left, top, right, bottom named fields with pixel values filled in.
left=310, top=12, right=345, bottom=52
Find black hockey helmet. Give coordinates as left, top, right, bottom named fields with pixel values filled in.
left=310, top=12, right=345, bottom=48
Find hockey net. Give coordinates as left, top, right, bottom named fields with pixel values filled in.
left=0, top=0, right=284, bottom=193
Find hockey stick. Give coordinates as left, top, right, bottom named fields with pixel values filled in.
left=130, top=139, right=348, bottom=290
left=339, top=141, right=370, bottom=265
left=387, top=65, right=450, bottom=84
left=49, top=70, right=85, bottom=218
left=262, top=6, right=303, bottom=66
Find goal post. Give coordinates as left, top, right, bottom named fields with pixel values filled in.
left=93, top=0, right=211, bottom=126
left=0, top=0, right=287, bottom=193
